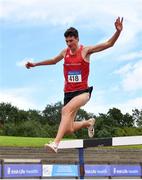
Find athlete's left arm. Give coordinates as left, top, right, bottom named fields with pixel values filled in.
left=86, top=17, right=123, bottom=55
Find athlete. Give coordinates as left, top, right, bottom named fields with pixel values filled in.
left=25, top=17, right=123, bottom=153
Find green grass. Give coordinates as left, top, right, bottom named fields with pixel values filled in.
left=0, top=136, right=53, bottom=147
left=0, top=136, right=142, bottom=149
left=105, top=144, right=142, bottom=149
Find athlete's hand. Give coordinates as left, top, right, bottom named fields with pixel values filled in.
left=25, top=62, right=35, bottom=69
left=115, top=17, right=123, bottom=32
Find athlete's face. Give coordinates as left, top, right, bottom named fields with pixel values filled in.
left=65, top=36, right=79, bottom=50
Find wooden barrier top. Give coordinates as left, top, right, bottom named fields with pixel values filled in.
left=58, top=135, right=142, bottom=149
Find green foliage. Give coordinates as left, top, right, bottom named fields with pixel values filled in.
left=107, top=108, right=134, bottom=127
left=132, top=109, right=142, bottom=127
left=0, top=102, right=142, bottom=139
left=114, top=127, right=142, bottom=136
left=42, top=102, right=62, bottom=125
left=97, top=128, right=112, bottom=138
left=3, top=122, right=17, bottom=136
left=0, top=103, right=19, bottom=126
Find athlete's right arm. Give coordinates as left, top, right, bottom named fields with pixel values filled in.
left=25, top=50, right=65, bottom=69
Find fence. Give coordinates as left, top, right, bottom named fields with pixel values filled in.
left=0, top=160, right=142, bottom=179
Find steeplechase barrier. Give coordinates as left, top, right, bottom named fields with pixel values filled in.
left=0, top=135, right=142, bottom=179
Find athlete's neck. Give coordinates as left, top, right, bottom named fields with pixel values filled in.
left=70, top=45, right=79, bottom=55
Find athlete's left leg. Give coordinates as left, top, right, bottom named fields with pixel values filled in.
left=54, top=92, right=90, bottom=144
left=44, top=92, right=95, bottom=153
left=72, top=119, right=95, bottom=132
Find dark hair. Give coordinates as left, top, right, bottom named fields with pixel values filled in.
left=64, top=27, right=79, bottom=38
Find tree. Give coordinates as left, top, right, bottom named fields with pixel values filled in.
left=42, top=102, right=62, bottom=126
left=0, top=102, right=141, bottom=138
left=0, top=103, right=18, bottom=126
left=76, top=109, right=94, bottom=121
left=132, top=109, right=142, bottom=127
left=107, top=108, right=123, bottom=127
left=122, top=113, right=134, bottom=127
left=107, top=108, right=134, bottom=127
left=27, top=109, right=43, bottom=123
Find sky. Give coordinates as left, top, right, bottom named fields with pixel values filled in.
left=0, top=0, right=142, bottom=115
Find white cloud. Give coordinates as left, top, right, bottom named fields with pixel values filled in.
left=1, top=0, right=142, bottom=52
left=16, top=58, right=34, bottom=67
left=114, top=64, right=132, bottom=75
left=0, top=87, right=62, bottom=111
left=116, top=97, right=142, bottom=114
left=1, top=0, right=142, bottom=28
left=115, top=60, right=142, bottom=92
left=117, top=51, right=142, bottom=62
left=84, top=91, right=109, bottom=115
left=0, top=88, right=40, bottom=110
left=84, top=96, right=142, bottom=115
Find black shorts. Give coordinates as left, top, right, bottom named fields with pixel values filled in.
left=64, top=86, right=93, bottom=106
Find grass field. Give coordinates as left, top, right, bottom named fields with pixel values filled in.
left=0, top=136, right=53, bottom=147
left=0, top=136, right=142, bottom=149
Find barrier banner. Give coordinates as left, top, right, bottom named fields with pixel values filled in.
left=4, top=164, right=42, bottom=178
left=42, top=164, right=78, bottom=177
left=111, top=165, right=142, bottom=177
left=52, top=165, right=78, bottom=177
left=85, top=165, right=111, bottom=177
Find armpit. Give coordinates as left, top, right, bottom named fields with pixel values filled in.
left=81, top=47, right=90, bottom=62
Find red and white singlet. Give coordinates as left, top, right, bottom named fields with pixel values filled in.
left=63, top=45, right=90, bottom=92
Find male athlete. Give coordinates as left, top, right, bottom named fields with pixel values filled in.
left=25, top=17, right=123, bottom=153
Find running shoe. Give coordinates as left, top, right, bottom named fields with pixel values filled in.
left=88, top=118, right=95, bottom=138
left=44, top=142, right=58, bottom=153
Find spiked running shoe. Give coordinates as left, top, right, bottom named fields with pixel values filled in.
left=88, top=118, right=96, bottom=138
left=44, top=142, right=58, bottom=153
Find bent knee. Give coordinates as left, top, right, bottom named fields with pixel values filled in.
left=66, top=127, right=74, bottom=134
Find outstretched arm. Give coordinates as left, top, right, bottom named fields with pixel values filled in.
left=86, top=17, right=123, bottom=54
left=25, top=50, right=65, bottom=69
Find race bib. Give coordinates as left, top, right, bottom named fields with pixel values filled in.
left=68, top=71, right=82, bottom=83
